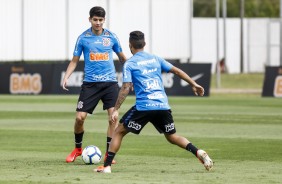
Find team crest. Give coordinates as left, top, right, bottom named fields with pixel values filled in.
left=77, top=101, right=83, bottom=109
left=103, top=38, right=111, bottom=46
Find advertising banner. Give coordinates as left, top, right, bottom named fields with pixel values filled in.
left=0, top=63, right=53, bottom=94
left=262, top=66, right=282, bottom=97
left=0, top=62, right=211, bottom=96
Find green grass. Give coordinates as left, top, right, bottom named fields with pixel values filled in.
left=0, top=94, right=282, bottom=184
left=211, top=73, right=264, bottom=89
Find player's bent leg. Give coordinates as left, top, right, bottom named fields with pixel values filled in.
left=98, top=124, right=128, bottom=173
left=165, top=134, right=213, bottom=171
left=109, top=124, right=128, bottom=153
left=164, top=133, right=189, bottom=149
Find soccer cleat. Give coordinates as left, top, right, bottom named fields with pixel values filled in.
left=104, top=153, right=117, bottom=164
left=66, top=148, right=82, bottom=163
left=197, top=149, right=213, bottom=171
left=94, top=165, right=111, bottom=173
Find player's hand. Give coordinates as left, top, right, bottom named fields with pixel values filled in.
left=111, top=110, right=119, bottom=123
left=62, top=79, right=69, bottom=91
left=192, top=84, right=205, bottom=96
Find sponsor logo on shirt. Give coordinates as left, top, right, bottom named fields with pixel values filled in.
left=145, top=103, right=168, bottom=107
left=89, top=52, right=109, bottom=61
left=104, top=31, right=110, bottom=36
left=142, top=78, right=161, bottom=92
left=147, top=92, right=165, bottom=99
left=85, top=32, right=92, bottom=36
left=142, top=68, right=157, bottom=75
left=94, top=39, right=102, bottom=44
left=92, top=73, right=111, bottom=81
left=137, top=59, right=156, bottom=66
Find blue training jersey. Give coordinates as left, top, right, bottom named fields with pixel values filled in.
left=123, top=51, right=173, bottom=111
left=73, top=28, right=123, bottom=82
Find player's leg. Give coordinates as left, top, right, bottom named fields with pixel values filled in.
left=105, top=123, right=128, bottom=166
left=94, top=122, right=128, bottom=173
left=104, top=107, right=118, bottom=164
left=152, top=110, right=213, bottom=171
left=66, top=111, right=88, bottom=162
left=94, top=106, right=148, bottom=173
left=66, top=82, right=99, bottom=163
left=164, top=133, right=213, bottom=171
left=101, top=82, right=119, bottom=164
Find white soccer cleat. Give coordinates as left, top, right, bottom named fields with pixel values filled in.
left=197, top=149, right=213, bottom=171
left=94, top=166, right=111, bottom=173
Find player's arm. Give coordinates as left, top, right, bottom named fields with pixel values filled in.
left=62, top=56, right=80, bottom=91
left=111, top=82, right=132, bottom=122
left=114, top=82, right=132, bottom=110
left=116, top=52, right=127, bottom=64
left=170, top=66, right=205, bottom=96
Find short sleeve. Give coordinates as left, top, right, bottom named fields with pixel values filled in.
left=112, top=33, right=123, bottom=54
left=122, top=62, right=132, bottom=83
left=156, top=56, right=173, bottom=72
left=73, top=37, right=83, bottom=56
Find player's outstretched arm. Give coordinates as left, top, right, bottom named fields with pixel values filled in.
left=111, top=82, right=132, bottom=122
left=62, top=56, right=80, bottom=91
left=170, top=66, right=205, bottom=96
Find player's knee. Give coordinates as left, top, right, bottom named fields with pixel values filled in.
left=108, top=119, right=116, bottom=125
left=76, top=114, right=86, bottom=124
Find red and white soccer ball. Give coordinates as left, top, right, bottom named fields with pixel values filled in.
left=81, top=145, right=102, bottom=165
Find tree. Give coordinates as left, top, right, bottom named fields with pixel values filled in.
left=193, top=0, right=279, bottom=17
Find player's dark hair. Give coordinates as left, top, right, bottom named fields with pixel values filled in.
left=89, top=6, right=106, bottom=18
left=129, top=31, right=145, bottom=49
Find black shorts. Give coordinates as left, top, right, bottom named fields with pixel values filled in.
left=120, top=106, right=176, bottom=135
left=76, top=82, right=119, bottom=114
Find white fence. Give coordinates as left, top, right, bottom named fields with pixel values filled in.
left=0, top=0, right=280, bottom=73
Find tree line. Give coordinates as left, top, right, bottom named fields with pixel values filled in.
left=194, top=0, right=280, bottom=17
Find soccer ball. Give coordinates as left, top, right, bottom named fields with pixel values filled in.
left=81, top=145, right=102, bottom=165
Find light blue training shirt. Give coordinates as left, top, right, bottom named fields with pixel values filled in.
left=73, top=28, right=123, bottom=82
left=123, top=51, right=173, bottom=111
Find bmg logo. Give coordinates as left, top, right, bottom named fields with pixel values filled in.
left=10, top=73, right=42, bottom=94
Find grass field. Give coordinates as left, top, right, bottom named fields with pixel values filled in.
left=0, top=91, right=282, bottom=184
left=210, top=73, right=264, bottom=89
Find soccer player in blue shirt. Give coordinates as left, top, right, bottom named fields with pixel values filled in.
left=94, top=31, right=213, bottom=173
left=62, top=6, right=127, bottom=163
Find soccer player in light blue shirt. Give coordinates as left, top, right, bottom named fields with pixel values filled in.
left=62, top=6, right=126, bottom=164
left=95, top=31, right=213, bottom=173
left=73, top=27, right=122, bottom=82
left=123, top=53, right=172, bottom=111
